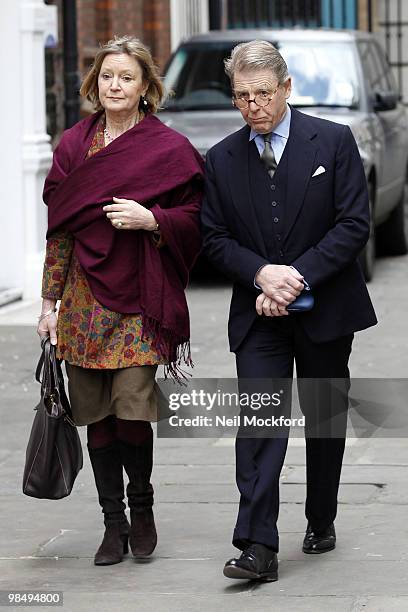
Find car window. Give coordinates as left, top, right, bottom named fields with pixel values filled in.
left=373, top=41, right=398, bottom=93
left=280, top=41, right=359, bottom=108
left=164, top=43, right=234, bottom=110
left=358, top=40, right=389, bottom=93
left=163, top=40, right=360, bottom=111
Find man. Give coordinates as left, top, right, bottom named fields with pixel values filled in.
left=201, top=40, right=377, bottom=582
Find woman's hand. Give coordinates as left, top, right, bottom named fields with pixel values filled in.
left=103, top=197, right=158, bottom=231
left=37, top=299, right=58, bottom=345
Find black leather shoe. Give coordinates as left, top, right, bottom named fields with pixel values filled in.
left=302, top=523, right=336, bottom=554
left=223, top=543, right=278, bottom=581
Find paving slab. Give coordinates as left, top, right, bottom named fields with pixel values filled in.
left=1, top=254, right=408, bottom=611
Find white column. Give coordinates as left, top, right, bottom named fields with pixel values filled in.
left=0, top=0, right=54, bottom=304
left=20, top=0, right=54, bottom=300
left=0, top=1, right=25, bottom=301
left=170, top=0, right=209, bottom=51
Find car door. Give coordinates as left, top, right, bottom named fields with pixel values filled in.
left=374, top=40, right=408, bottom=200
left=358, top=40, right=406, bottom=216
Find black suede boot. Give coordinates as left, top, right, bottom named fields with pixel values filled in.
left=88, top=443, right=130, bottom=566
left=119, top=436, right=157, bottom=558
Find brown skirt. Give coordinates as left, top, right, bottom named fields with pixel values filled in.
left=65, top=362, right=161, bottom=426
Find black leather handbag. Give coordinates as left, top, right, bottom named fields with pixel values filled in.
left=22, top=338, right=83, bottom=499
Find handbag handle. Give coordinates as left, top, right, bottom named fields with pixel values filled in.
left=35, top=338, right=63, bottom=399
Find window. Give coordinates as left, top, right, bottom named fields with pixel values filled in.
left=164, top=43, right=233, bottom=110
left=358, top=41, right=390, bottom=94
left=373, top=41, right=398, bottom=93
left=163, top=40, right=360, bottom=111
left=227, top=0, right=320, bottom=28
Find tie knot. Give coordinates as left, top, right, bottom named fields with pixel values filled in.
left=263, top=133, right=273, bottom=144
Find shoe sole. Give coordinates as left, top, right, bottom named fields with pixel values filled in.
left=130, top=537, right=157, bottom=560
left=223, top=565, right=278, bottom=582
left=131, top=544, right=157, bottom=560
left=302, top=543, right=336, bottom=555
left=94, top=557, right=124, bottom=566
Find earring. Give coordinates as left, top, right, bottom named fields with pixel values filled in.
left=141, top=95, right=148, bottom=109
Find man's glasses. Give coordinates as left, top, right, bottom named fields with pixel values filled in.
left=233, top=86, right=279, bottom=109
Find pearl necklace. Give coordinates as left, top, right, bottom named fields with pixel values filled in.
left=104, top=113, right=140, bottom=143
left=103, top=127, right=114, bottom=143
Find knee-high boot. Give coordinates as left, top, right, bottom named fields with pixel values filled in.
left=118, top=436, right=157, bottom=558
left=88, top=443, right=130, bottom=565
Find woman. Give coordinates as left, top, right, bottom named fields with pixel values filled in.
left=37, top=36, right=204, bottom=566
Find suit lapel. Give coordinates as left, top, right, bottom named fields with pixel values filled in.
left=226, top=126, right=268, bottom=257
left=284, top=108, right=318, bottom=238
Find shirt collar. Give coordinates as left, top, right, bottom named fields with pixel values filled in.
left=249, top=104, right=291, bottom=141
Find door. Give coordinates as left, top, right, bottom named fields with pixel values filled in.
left=358, top=39, right=407, bottom=214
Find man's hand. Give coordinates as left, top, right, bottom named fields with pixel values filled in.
left=256, top=293, right=289, bottom=317
left=255, top=264, right=304, bottom=306
left=103, top=197, right=157, bottom=231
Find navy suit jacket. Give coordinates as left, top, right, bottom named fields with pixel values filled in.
left=201, top=107, right=377, bottom=352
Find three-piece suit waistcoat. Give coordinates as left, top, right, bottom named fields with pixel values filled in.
left=248, top=137, right=290, bottom=265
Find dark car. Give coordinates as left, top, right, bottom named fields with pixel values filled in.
left=160, top=29, right=408, bottom=280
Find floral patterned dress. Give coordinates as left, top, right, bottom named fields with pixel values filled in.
left=41, top=115, right=166, bottom=369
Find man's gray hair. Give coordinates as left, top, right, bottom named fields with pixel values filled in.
left=224, top=40, right=289, bottom=85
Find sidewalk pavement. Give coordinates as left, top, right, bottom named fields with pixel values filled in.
left=1, top=257, right=408, bottom=611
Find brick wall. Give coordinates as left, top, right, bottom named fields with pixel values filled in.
left=358, top=0, right=378, bottom=32
left=45, top=0, right=172, bottom=139
left=77, top=0, right=170, bottom=75
left=142, top=0, right=171, bottom=70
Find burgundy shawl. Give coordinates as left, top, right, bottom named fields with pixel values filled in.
left=44, top=111, right=204, bottom=377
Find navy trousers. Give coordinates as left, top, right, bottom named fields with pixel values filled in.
left=233, top=315, right=353, bottom=552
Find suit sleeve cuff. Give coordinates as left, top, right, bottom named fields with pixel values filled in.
left=254, top=264, right=269, bottom=289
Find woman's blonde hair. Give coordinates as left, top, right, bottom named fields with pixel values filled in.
left=80, top=35, right=164, bottom=113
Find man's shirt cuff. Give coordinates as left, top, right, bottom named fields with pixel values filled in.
left=254, top=264, right=268, bottom=290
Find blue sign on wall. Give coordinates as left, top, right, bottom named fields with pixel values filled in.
left=321, top=0, right=357, bottom=29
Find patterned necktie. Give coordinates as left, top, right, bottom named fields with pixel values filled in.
left=261, top=133, right=277, bottom=178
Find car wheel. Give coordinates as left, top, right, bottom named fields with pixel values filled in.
left=376, top=179, right=408, bottom=256
left=359, top=183, right=376, bottom=282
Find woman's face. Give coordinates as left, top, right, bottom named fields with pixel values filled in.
left=98, top=53, right=146, bottom=115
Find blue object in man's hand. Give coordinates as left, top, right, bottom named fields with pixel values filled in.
left=287, top=283, right=314, bottom=312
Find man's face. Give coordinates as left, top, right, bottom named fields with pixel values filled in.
left=233, top=69, right=292, bottom=134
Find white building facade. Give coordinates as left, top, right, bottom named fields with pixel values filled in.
left=170, top=0, right=209, bottom=50
left=0, top=0, right=56, bottom=304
